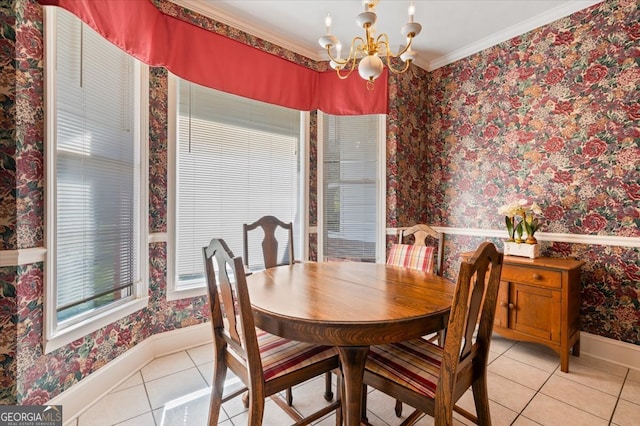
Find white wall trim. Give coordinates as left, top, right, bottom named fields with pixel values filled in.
left=2, top=227, right=636, bottom=269
left=580, top=331, right=640, bottom=371
left=149, top=232, right=168, bottom=243
left=388, top=226, right=640, bottom=249
left=48, top=322, right=212, bottom=425
left=0, top=247, right=47, bottom=267
left=316, top=112, right=325, bottom=260
left=376, top=115, right=387, bottom=264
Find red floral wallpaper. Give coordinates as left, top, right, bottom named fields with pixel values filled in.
left=426, top=0, right=639, bottom=344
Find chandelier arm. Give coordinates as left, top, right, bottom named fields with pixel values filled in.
left=325, top=47, right=347, bottom=66
left=375, top=33, right=413, bottom=58
left=347, top=36, right=367, bottom=63
left=325, top=36, right=368, bottom=66
left=336, top=54, right=360, bottom=79
left=383, top=56, right=413, bottom=74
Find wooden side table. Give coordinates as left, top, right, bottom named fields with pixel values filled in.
left=462, top=253, right=584, bottom=372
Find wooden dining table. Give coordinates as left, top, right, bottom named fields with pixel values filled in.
left=246, top=261, right=456, bottom=425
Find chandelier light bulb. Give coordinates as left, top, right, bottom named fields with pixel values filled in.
left=330, top=41, right=343, bottom=69
left=325, top=13, right=332, bottom=34
left=408, top=2, right=415, bottom=23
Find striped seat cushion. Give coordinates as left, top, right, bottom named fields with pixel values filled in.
left=366, top=338, right=443, bottom=399
left=257, top=330, right=337, bottom=381
left=386, top=243, right=435, bottom=273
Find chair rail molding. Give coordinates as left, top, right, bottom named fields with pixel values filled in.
left=149, top=232, right=168, bottom=243
left=0, top=234, right=177, bottom=267
left=0, top=247, right=47, bottom=267
left=387, top=227, right=640, bottom=248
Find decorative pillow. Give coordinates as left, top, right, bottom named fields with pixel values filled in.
left=386, top=243, right=435, bottom=273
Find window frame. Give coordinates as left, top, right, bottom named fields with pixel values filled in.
left=166, top=74, right=309, bottom=300
left=317, top=112, right=386, bottom=263
left=43, top=7, right=150, bottom=354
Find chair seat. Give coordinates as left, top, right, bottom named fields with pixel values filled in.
left=257, top=330, right=338, bottom=381
left=366, top=338, right=443, bottom=399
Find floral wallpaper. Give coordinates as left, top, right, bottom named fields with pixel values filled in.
left=387, top=65, right=431, bottom=229
left=0, top=0, right=637, bottom=407
left=0, top=1, right=17, bottom=251
left=0, top=267, right=17, bottom=403
left=149, top=67, right=169, bottom=233
left=0, top=0, right=210, bottom=404
left=426, top=0, right=639, bottom=344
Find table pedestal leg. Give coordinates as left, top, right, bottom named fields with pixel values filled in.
left=337, top=346, right=369, bottom=426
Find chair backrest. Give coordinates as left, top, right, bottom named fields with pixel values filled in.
left=203, top=238, right=263, bottom=383
left=437, top=242, right=503, bottom=406
left=390, top=224, right=444, bottom=275
left=386, top=243, right=436, bottom=273
left=243, top=215, right=294, bottom=270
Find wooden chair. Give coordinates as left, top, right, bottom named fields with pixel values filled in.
left=364, top=242, right=504, bottom=426
left=203, top=238, right=342, bottom=425
left=395, top=224, right=445, bottom=276
left=243, top=215, right=294, bottom=271
left=385, top=224, right=445, bottom=416
left=243, top=215, right=335, bottom=404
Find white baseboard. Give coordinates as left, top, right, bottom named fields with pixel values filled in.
left=580, top=331, right=640, bottom=371
left=47, top=322, right=212, bottom=425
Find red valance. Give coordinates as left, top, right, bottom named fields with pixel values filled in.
left=38, top=0, right=388, bottom=115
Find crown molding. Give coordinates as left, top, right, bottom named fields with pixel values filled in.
left=426, top=0, right=604, bottom=71
left=169, top=0, right=321, bottom=61
left=169, top=1, right=604, bottom=74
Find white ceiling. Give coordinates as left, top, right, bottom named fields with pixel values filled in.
left=171, top=0, right=603, bottom=71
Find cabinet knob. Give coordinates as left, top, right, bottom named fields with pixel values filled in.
left=532, top=273, right=542, bottom=280
left=508, top=303, right=515, bottom=310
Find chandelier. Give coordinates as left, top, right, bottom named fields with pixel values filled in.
left=318, top=1, right=422, bottom=89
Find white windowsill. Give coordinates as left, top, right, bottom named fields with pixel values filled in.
left=45, top=296, right=149, bottom=354
left=166, top=285, right=207, bottom=301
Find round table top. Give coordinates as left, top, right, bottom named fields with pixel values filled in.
left=247, top=261, right=456, bottom=346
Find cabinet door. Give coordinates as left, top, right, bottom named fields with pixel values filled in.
left=509, top=283, right=561, bottom=342
left=494, top=281, right=510, bottom=328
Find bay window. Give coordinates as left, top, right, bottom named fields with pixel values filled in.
left=45, top=8, right=148, bottom=351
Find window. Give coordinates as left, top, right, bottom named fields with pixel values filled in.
left=168, top=76, right=304, bottom=298
left=45, top=8, right=148, bottom=352
left=319, top=113, right=385, bottom=263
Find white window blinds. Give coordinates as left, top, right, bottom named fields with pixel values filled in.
left=322, top=114, right=380, bottom=262
left=53, top=9, right=140, bottom=323
left=175, top=79, right=300, bottom=287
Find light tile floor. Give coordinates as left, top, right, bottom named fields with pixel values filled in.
left=73, top=334, right=640, bottom=425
